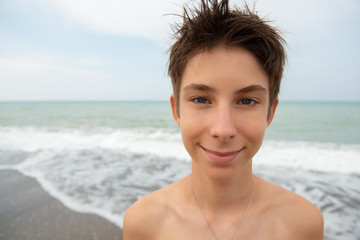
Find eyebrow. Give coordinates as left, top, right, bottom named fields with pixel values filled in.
left=182, top=83, right=216, bottom=93
left=235, top=85, right=268, bottom=95
left=182, top=83, right=268, bottom=95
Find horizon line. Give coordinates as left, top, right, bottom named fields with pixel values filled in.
left=0, top=99, right=359, bottom=103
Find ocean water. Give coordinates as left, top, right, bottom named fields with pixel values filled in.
left=0, top=101, right=359, bottom=239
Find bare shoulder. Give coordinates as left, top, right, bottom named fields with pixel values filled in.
left=123, top=191, right=164, bottom=239
left=123, top=179, right=185, bottom=240
left=255, top=176, right=324, bottom=240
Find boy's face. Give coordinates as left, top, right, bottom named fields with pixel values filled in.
left=170, top=47, right=277, bottom=178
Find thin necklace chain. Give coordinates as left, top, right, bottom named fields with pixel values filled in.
left=189, top=175, right=255, bottom=240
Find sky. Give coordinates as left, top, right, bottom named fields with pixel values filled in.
left=0, top=0, right=359, bottom=102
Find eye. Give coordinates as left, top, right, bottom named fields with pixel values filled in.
left=238, top=98, right=256, bottom=105
left=191, top=97, right=210, bottom=104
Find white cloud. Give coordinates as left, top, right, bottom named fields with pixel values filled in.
left=0, top=57, right=119, bottom=100
left=46, top=0, right=185, bottom=43
left=0, top=57, right=110, bottom=79
left=0, top=56, right=172, bottom=101
left=12, top=0, right=359, bottom=46
left=80, top=58, right=106, bottom=67
left=42, top=0, right=359, bottom=48
left=1, top=0, right=359, bottom=101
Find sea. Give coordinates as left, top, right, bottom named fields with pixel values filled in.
left=0, top=101, right=359, bottom=240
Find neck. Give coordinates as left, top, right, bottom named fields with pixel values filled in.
left=190, top=160, right=254, bottom=211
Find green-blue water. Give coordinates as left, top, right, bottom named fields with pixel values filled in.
left=0, top=101, right=359, bottom=144
left=268, top=101, right=360, bottom=144
left=0, top=101, right=359, bottom=239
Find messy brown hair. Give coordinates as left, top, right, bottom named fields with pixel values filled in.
left=168, top=0, right=286, bottom=114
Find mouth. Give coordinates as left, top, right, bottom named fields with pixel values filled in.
left=199, top=145, right=245, bottom=164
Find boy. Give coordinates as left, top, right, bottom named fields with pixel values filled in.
left=124, top=0, right=324, bottom=239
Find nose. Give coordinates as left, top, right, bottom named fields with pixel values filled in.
left=209, top=106, right=237, bottom=141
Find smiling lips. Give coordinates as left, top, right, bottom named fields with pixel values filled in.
left=200, top=145, right=244, bottom=164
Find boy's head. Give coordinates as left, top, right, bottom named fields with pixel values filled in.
left=168, top=0, right=286, bottom=115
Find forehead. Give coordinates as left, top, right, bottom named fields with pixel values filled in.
left=180, top=47, right=269, bottom=92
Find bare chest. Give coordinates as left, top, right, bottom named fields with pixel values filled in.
left=151, top=214, right=289, bottom=240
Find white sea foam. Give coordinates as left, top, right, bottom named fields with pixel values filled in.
left=17, top=165, right=124, bottom=228
left=0, top=126, right=188, bottom=160
left=1, top=127, right=359, bottom=173
left=15, top=147, right=190, bottom=229
left=14, top=148, right=126, bottom=228
left=255, top=140, right=360, bottom=174
left=1, top=126, right=360, bottom=237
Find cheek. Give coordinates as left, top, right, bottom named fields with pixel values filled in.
left=180, top=111, right=204, bottom=139
left=239, top=113, right=268, bottom=144
left=179, top=123, right=198, bottom=159
left=179, top=110, right=208, bottom=154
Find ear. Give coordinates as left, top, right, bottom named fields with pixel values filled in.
left=266, top=98, right=279, bottom=127
left=170, top=94, right=180, bottom=127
